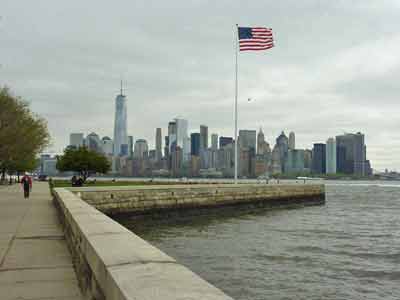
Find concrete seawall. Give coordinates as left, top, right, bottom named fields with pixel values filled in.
left=53, top=184, right=324, bottom=299
left=72, top=184, right=325, bottom=216
left=53, top=187, right=235, bottom=300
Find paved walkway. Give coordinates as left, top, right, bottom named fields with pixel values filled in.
left=0, top=182, right=83, bottom=300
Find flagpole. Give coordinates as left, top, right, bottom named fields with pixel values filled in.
left=234, top=24, right=238, bottom=184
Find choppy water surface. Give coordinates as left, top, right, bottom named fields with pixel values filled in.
left=118, top=182, right=400, bottom=300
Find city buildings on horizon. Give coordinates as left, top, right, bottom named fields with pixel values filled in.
left=55, top=86, right=374, bottom=178
left=65, top=127, right=373, bottom=179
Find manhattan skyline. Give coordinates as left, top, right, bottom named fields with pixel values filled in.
left=1, top=1, right=399, bottom=171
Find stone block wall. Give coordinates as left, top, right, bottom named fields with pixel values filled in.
left=75, top=184, right=325, bottom=216
left=53, top=187, right=235, bottom=300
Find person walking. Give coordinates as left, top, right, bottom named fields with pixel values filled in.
left=21, top=173, right=32, bottom=199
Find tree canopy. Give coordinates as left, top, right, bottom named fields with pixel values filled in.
left=0, top=87, right=50, bottom=179
left=56, top=147, right=111, bottom=181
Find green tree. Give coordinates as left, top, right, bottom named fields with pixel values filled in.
left=0, top=87, right=50, bottom=180
left=56, top=147, right=111, bottom=181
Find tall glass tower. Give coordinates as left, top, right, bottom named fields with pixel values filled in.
left=113, top=82, right=128, bottom=157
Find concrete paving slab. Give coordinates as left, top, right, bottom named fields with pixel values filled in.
left=0, top=182, right=83, bottom=299
left=16, top=222, right=63, bottom=239
left=0, top=266, right=77, bottom=284
left=2, top=233, right=72, bottom=270
left=0, top=278, right=83, bottom=300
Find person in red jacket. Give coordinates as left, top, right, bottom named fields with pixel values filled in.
left=21, top=173, right=32, bottom=199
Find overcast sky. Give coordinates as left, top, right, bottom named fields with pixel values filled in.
left=1, top=1, right=399, bottom=171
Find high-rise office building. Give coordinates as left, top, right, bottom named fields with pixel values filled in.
left=113, top=85, right=128, bottom=156
left=271, top=144, right=282, bottom=174
left=148, top=150, right=156, bottom=160
left=171, top=143, right=182, bottom=177
left=336, top=145, right=346, bottom=173
left=217, top=143, right=234, bottom=177
left=257, top=128, right=271, bottom=156
left=353, top=133, right=367, bottom=176
left=174, top=118, right=189, bottom=161
left=86, top=132, right=102, bottom=153
left=128, top=136, right=134, bottom=158
left=133, top=139, right=148, bottom=159
left=257, top=128, right=265, bottom=155
left=239, top=148, right=252, bottom=177
left=219, top=136, right=233, bottom=148
left=168, top=121, right=177, bottom=152
left=101, top=136, right=114, bottom=155
left=200, top=125, right=208, bottom=151
left=286, top=149, right=305, bottom=173
left=326, top=137, right=337, bottom=174
left=289, top=131, right=295, bottom=150
left=312, top=143, right=326, bottom=174
left=69, top=133, right=84, bottom=148
left=190, top=133, right=200, bottom=156
left=164, top=136, right=170, bottom=161
left=211, top=134, right=218, bottom=150
left=174, top=119, right=188, bottom=148
left=303, top=149, right=312, bottom=171
left=156, top=128, right=162, bottom=161
left=239, top=130, right=256, bottom=151
left=336, top=132, right=367, bottom=176
left=276, top=131, right=289, bottom=172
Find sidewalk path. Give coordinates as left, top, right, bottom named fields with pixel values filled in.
left=0, top=182, right=83, bottom=299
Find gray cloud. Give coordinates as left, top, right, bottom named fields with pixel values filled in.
left=1, top=0, right=399, bottom=171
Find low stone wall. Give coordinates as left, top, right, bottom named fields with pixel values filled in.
left=72, top=184, right=325, bottom=216
left=53, top=187, right=234, bottom=300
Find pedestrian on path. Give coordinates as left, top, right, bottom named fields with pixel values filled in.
left=21, top=173, right=32, bottom=199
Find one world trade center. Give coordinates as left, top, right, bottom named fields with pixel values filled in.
left=113, top=82, right=128, bottom=157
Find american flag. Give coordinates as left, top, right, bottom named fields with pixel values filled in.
left=238, top=27, right=274, bottom=51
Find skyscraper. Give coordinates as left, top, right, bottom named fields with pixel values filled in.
left=133, top=139, right=148, bottom=159
left=200, top=125, right=208, bottom=151
left=257, top=128, right=265, bottom=155
left=174, top=118, right=189, bottom=161
left=257, top=128, right=271, bottom=156
left=128, top=136, right=134, bottom=158
left=289, top=131, right=295, bottom=150
left=271, top=144, right=282, bottom=174
left=326, top=137, right=337, bottom=174
left=312, top=143, right=326, bottom=174
left=239, top=130, right=256, bottom=151
left=276, top=131, right=289, bottom=172
left=101, top=136, right=114, bottom=155
left=86, top=132, right=102, bottom=153
left=211, top=134, right=218, bottom=150
left=164, top=136, right=170, bottom=161
left=303, top=149, right=313, bottom=171
left=168, top=121, right=177, bottom=152
left=190, top=133, right=200, bottom=156
left=113, top=84, right=128, bottom=157
left=286, top=149, right=305, bottom=173
left=336, top=132, right=367, bottom=175
left=156, top=128, right=162, bottom=161
left=219, top=136, right=233, bottom=148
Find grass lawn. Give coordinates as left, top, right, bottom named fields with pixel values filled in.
left=51, top=179, right=195, bottom=188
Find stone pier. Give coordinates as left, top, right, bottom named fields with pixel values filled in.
left=50, top=183, right=324, bottom=300
left=72, top=184, right=325, bottom=216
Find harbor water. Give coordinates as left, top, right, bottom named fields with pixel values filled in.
left=117, top=181, right=400, bottom=300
